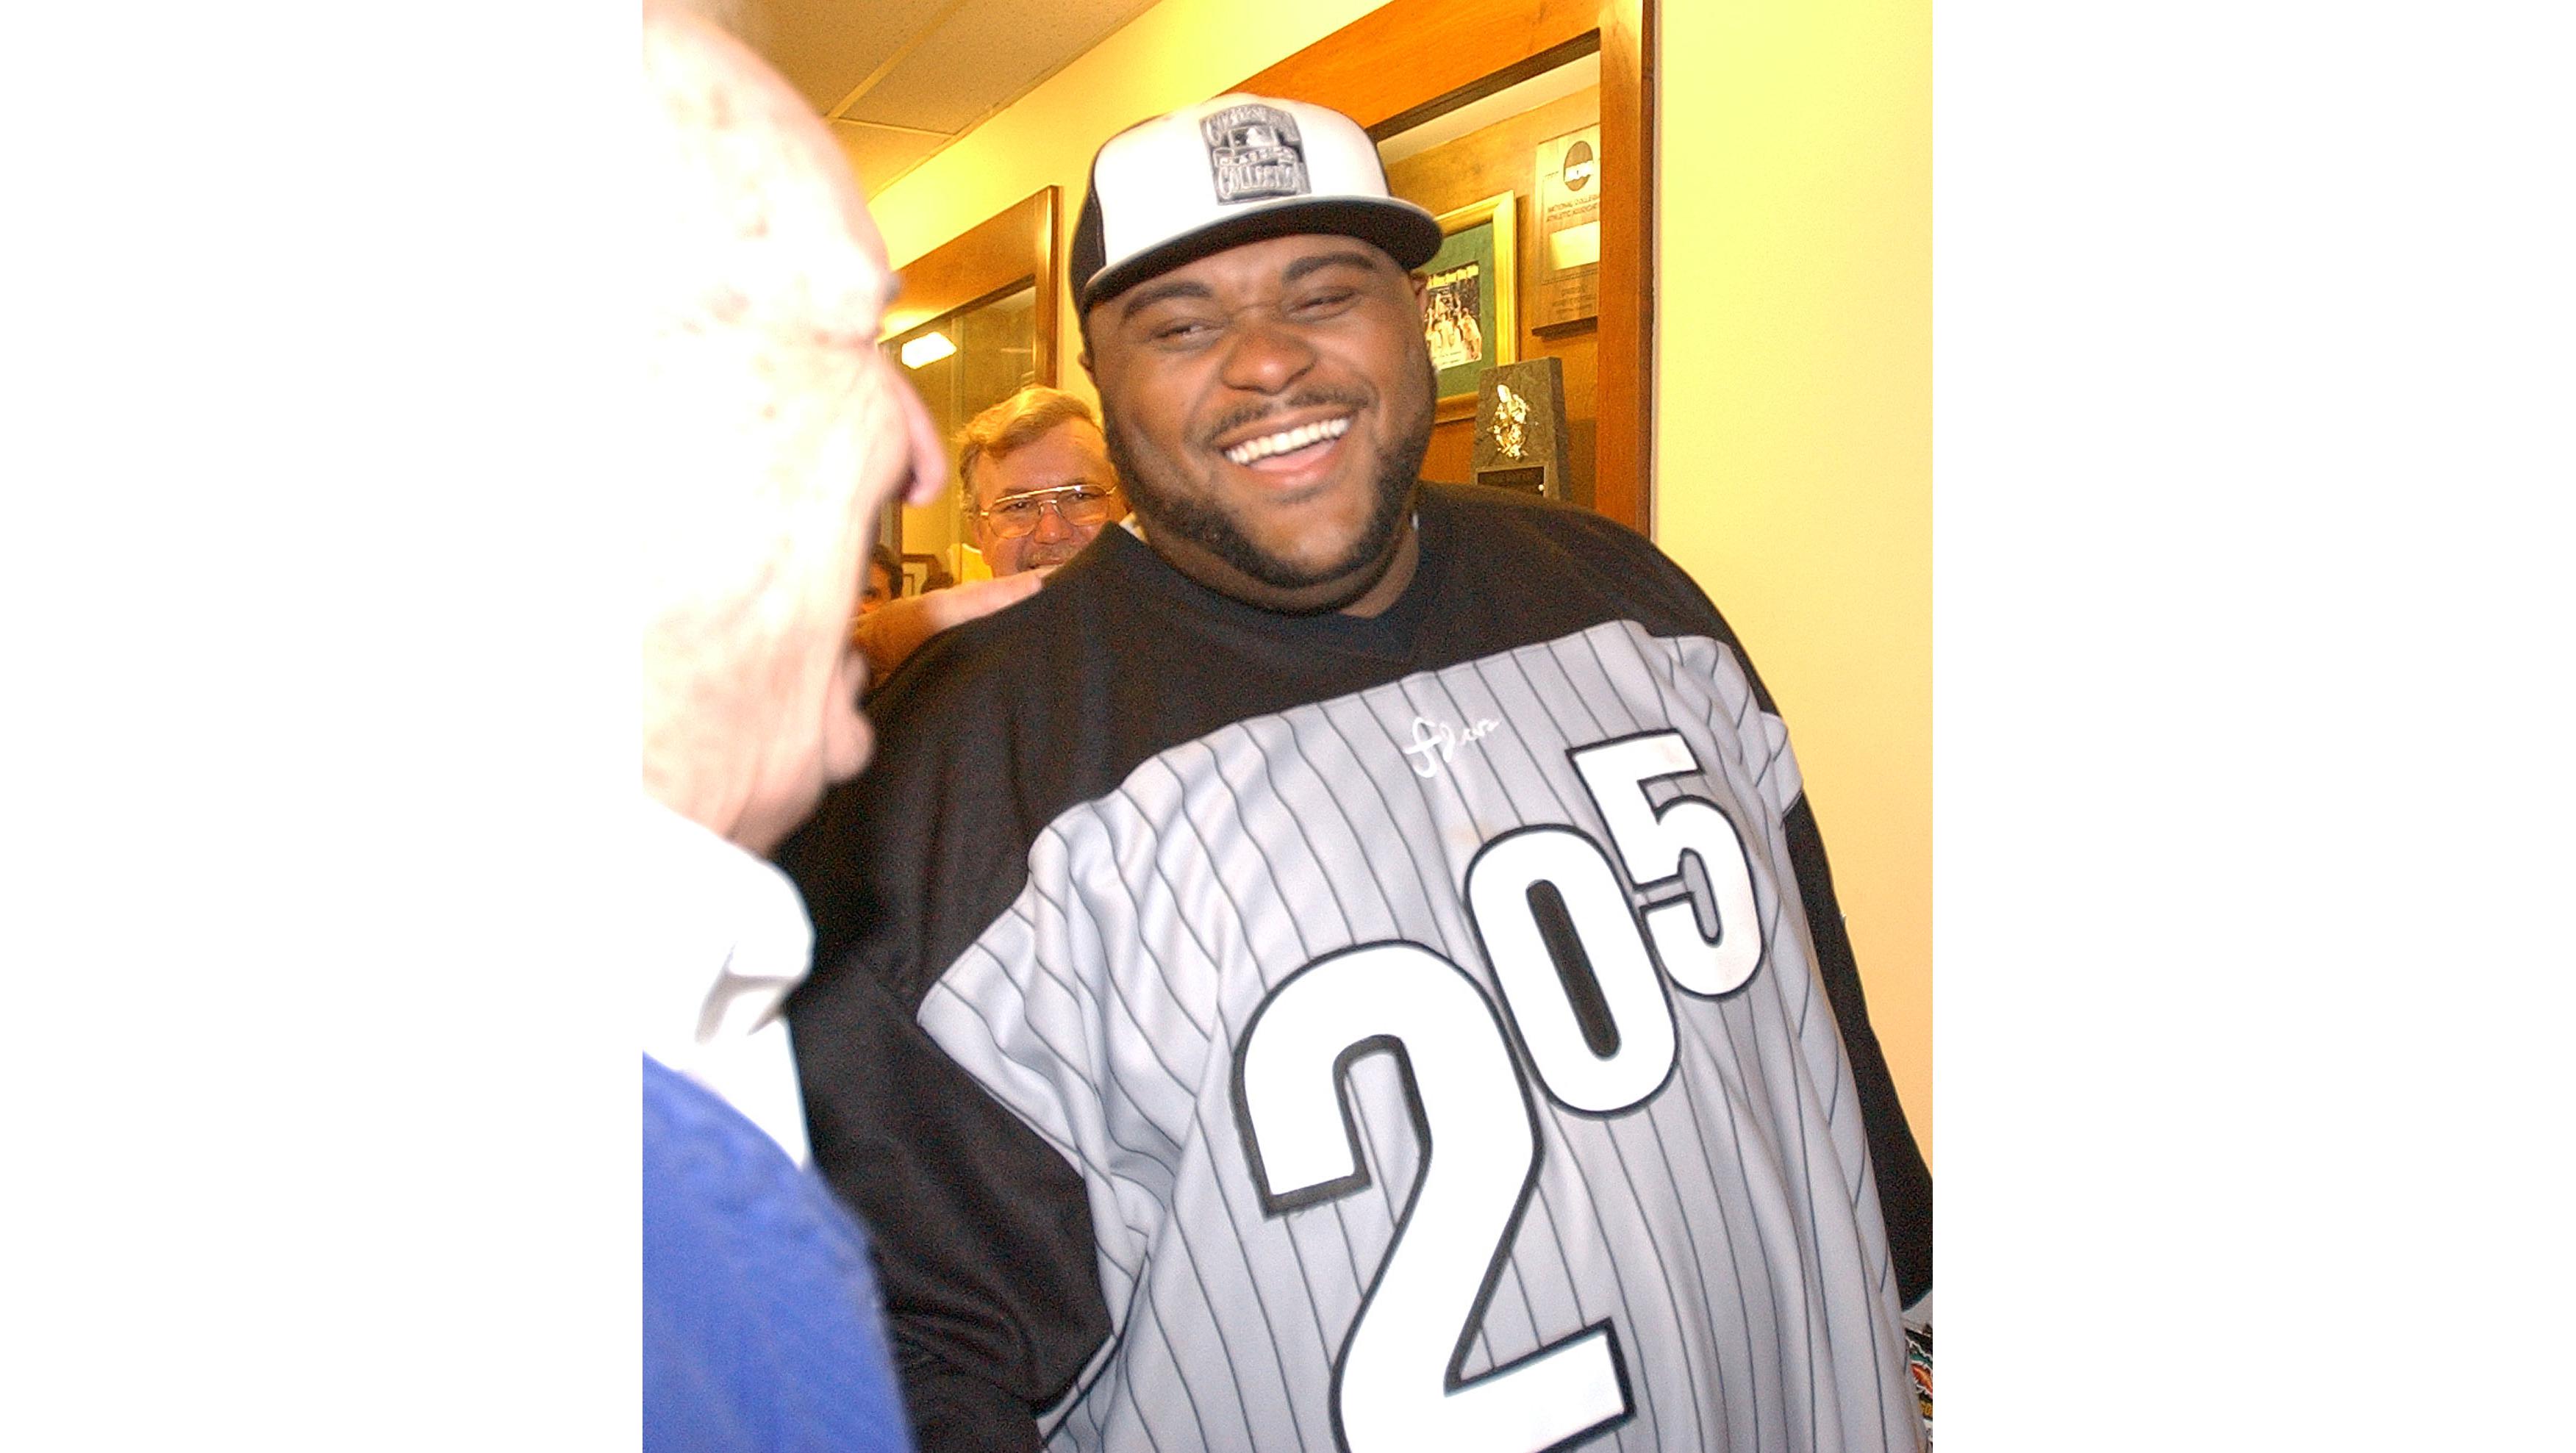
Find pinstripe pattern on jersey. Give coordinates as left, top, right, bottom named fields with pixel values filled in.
left=918, top=620, right=1920, bottom=1453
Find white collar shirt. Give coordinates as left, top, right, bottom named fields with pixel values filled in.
left=639, top=795, right=816, bottom=1164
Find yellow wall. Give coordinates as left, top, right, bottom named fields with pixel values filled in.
left=855, top=0, right=1393, bottom=411
left=1655, top=0, right=1932, bottom=1163
left=855, top=0, right=1932, bottom=1168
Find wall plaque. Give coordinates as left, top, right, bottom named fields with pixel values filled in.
left=1531, top=124, right=1601, bottom=329
left=1472, top=357, right=1570, bottom=501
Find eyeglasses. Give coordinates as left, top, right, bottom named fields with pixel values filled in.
left=975, top=483, right=1118, bottom=539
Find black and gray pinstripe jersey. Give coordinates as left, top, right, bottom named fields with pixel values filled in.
left=781, top=481, right=1932, bottom=1453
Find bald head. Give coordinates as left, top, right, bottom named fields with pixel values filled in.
left=643, top=3, right=890, bottom=354
left=641, top=1, right=945, bottom=853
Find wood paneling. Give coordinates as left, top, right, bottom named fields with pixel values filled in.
left=882, top=187, right=1058, bottom=573
left=884, top=187, right=1059, bottom=387
left=1387, top=86, right=1602, bottom=506
left=1233, top=0, right=1598, bottom=131
left=1592, top=0, right=1650, bottom=528
left=1231, top=0, right=1653, bottom=532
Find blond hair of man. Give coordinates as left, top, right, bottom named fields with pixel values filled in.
left=957, top=387, right=1127, bottom=578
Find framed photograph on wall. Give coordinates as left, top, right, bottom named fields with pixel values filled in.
left=1423, top=192, right=1517, bottom=420
left=1531, top=125, right=1601, bottom=329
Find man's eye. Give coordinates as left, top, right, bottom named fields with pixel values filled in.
left=1294, top=288, right=1359, bottom=314
left=1069, top=487, right=1112, bottom=504
left=993, top=500, right=1039, bottom=520
left=1151, top=318, right=1213, bottom=343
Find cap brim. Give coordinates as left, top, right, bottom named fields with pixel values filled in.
left=1078, top=196, right=1444, bottom=315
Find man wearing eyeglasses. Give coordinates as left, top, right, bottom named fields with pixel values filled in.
left=957, top=386, right=1128, bottom=578
left=842, top=388, right=1114, bottom=683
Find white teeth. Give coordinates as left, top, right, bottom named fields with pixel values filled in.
left=1223, top=415, right=1350, bottom=465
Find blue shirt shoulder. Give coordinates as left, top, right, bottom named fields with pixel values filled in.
left=643, top=1054, right=911, bottom=1453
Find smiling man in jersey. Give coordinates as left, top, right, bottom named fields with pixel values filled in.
left=779, top=93, right=1933, bottom=1453
left=1086, top=232, right=1428, bottom=615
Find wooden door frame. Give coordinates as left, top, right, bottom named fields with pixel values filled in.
left=1236, top=0, right=1655, bottom=533
left=879, top=187, right=1058, bottom=564
left=882, top=186, right=1060, bottom=388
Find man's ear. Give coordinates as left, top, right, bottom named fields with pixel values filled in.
left=1409, top=272, right=1429, bottom=309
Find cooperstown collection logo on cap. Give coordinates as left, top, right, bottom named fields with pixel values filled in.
left=1070, top=93, right=1443, bottom=312
left=1202, top=103, right=1310, bottom=204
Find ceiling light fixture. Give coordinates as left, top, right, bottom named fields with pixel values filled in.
left=900, top=331, right=956, bottom=369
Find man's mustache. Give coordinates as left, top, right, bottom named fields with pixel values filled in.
left=1198, top=388, right=1373, bottom=450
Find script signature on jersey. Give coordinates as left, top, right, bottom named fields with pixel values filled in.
left=1402, top=714, right=1501, bottom=778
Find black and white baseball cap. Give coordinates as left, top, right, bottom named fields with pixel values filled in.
left=1070, top=94, right=1442, bottom=315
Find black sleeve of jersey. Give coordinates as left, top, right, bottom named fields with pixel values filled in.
left=895, top=1339, right=1045, bottom=1453
left=1783, top=794, right=1933, bottom=1306
left=790, top=961, right=1109, bottom=1448
left=780, top=624, right=1117, bottom=1449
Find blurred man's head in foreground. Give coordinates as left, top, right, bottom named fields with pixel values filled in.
left=640, top=0, right=945, bottom=853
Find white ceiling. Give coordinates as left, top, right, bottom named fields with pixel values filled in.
left=737, top=0, right=1163, bottom=198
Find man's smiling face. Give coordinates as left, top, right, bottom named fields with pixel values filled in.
left=1084, top=233, right=1434, bottom=614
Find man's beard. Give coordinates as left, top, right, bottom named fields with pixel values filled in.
left=1105, top=366, right=1433, bottom=606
